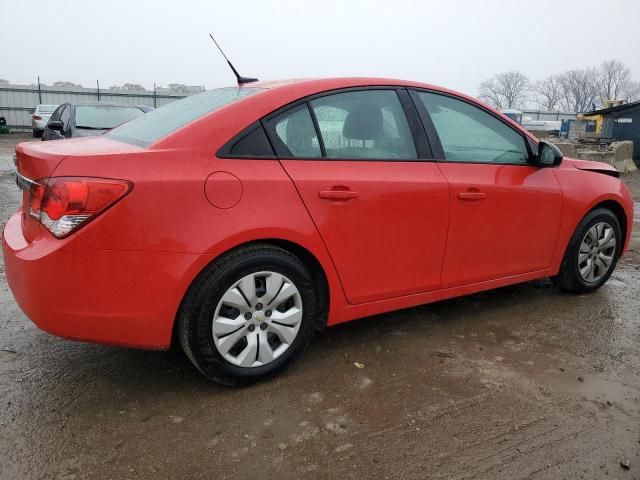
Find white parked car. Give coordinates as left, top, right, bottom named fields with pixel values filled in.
left=31, top=104, right=58, bottom=137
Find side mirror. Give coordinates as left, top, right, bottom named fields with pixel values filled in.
left=48, top=120, right=64, bottom=132
left=536, top=141, right=563, bottom=167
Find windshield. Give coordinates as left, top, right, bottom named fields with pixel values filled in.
left=105, top=87, right=263, bottom=147
left=39, top=105, right=58, bottom=113
left=75, top=105, right=144, bottom=130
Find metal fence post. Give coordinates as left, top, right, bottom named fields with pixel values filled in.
left=153, top=82, right=157, bottom=108
left=37, top=76, right=42, bottom=104
left=96, top=80, right=100, bottom=101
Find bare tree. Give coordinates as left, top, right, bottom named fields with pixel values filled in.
left=559, top=69, right=600, bottom=113
left=53, top=81, right=82, bottom=88
left=533, top=74, right=564, bottom=110
left=0, top=79, right=9, bottom=85
left=478, top=71, right=529, bottom=109
left=168, top=83, right=193, bottom=94
left=621, top=80, right=640, bottom=103
left=598, top=59, right=631, bottom=104
left=110, top=83, right=145, bottom=91
left=478, top=78, right=503, bottom=108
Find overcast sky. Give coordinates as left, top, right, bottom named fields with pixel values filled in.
left=2, top=0, right=639, bottom=96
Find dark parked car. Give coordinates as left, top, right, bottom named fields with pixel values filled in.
left=135, top=105, right=155, bottom=113
left=42, top=102, right=145, bottom=141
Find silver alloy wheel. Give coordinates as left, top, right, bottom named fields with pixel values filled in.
left=212, top=271, right=303, bottom=368
left=578, top=221, right=616, bottom=283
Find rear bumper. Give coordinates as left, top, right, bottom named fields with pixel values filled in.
left=2, top=211, right=205, bottom=349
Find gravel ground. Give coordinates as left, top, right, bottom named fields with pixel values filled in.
left=1, top=134, right=639, bottom=479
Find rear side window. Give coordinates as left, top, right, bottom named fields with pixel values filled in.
left=106, top=87, right=263, bottom=147
left=225, top=124, right=275, bottom=157
left=265, top=105, right=321, bottom=158
left=310, top=90, right=417, bottom=160
left=416, top=92, right=529, bottom=164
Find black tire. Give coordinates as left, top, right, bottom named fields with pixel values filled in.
left=177, top=244, right=317, bottom=386
left=555, top=208, right=622, bottom=293
left=32, top=129, right=42, bottom=138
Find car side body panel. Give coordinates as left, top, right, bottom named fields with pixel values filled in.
left=42, top=147, right=349, bottom=345
left=2, top=78, right=635, bottom=349
left=549, top=159, right=634, bottom=273
left=436, top=163, right=563, bottom=287
left=281, top=159, right=450, bottom=304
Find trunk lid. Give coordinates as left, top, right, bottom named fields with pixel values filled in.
left=16, top=136, right=141, bottom=179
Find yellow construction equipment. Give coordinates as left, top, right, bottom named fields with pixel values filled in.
left=577, top=99, right=624, bottom=133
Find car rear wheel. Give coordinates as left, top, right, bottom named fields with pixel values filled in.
left=32, top=129, right=42, bottom=138
left=555, top=208, right=622, bottom=293
left=177, top=244, right=317, bottom=386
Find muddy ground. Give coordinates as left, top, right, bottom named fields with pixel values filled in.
left=0, top=133, right=639, bottom=479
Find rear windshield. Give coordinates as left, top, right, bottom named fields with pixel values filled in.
left=105, top=87, right=263, bottom=147
left=75, top=105, right=144, bottom=130
left=39, top=105, right=58, bottom=113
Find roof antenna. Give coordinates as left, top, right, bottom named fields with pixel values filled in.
left=209, top=34, right=258, bottom=85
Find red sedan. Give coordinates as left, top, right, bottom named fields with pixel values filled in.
left=2, top=78, right=634, bottom=385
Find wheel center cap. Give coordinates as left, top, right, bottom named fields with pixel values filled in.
left=254, top=311, right=265, bottom=323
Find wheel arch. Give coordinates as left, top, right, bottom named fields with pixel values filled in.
left=262, top=238, right=330, bottom=331
left=171, top=237, right=332, bottom=348
left=589, top=199, right=628, bottom=251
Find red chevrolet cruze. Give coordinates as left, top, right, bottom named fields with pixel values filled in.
left=3, top=78, right=634, bottom=385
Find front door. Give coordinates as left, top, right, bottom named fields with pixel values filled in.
left=411, top=90, right=563, bottom=287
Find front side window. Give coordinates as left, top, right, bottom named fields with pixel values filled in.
left=310, top=90, right=417, bottom=160
left=416, top=92, right=529, bottom=164
left=266, top=105, right=321, bottom=158
left=106, top=87, right=263, bottom=147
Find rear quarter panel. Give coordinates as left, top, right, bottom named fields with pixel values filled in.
left=53, top=148, right=349, bottom=326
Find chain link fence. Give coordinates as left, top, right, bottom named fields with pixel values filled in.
left=0, top=80, right=202, bottom=131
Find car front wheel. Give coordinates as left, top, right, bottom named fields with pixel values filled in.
left=556, top=208, right=622, bottom=293
left=177, top=244, right=317, bottom=386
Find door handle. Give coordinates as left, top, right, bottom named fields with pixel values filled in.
left=458, top=191, right=487, bottom=201
left=319, top=189, right=359, bottom=200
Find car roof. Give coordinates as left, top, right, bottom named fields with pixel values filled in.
left=65, top=101, right=142, bottom=108
left=236, top=77, right=512, bottom=119
left=246, top=77, right=440, bottom=92
left=151, top=77, right=539, bottom=149
left=245, top=77, right=476, bottom=96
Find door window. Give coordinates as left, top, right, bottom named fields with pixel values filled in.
left=49, top=105, right=63, bottom=122
left=59, top=105, right=71, bottom=131
left=310, top=90, right=416, bottom=159
left=416, top=92, right=529, bottom=164
left=266, top=105, right=321, bottom=158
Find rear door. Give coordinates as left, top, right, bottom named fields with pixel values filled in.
left=267, top=88, right=450, bottom=304
left=411, top=90, right=563, bottom=288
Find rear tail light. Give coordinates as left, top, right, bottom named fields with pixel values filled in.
left=26, top=177, right=132, bottom=238
left=32, top=115, right=42, bottom=120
